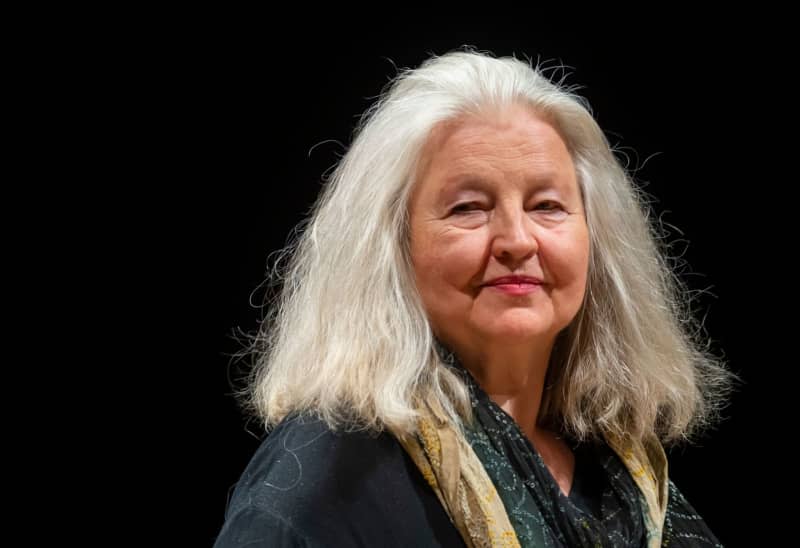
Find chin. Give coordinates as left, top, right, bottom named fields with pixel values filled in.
left=482, top=321, right=552, bottom=341
left=484, top=309, right=550, bottom=333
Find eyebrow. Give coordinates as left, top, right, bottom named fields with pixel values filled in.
left=439, top=176, right=489, bottom=196
left=438, top=173, right=560, bottom=202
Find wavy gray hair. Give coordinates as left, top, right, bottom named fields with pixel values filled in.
left=236, top=48, right=736, bottom=446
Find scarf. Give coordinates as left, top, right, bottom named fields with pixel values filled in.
left=396, top=358, right=669, bottom=547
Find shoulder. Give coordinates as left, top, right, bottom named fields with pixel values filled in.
left=226, top=415, right=415, bottom=514
left=224, top=414, right=417, bottom=517
left=662, top=479, right=723, bottom=546
left=214, top=414, right=465, bottom=547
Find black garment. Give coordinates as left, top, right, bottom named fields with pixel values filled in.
left=214, top=393, right=721, bottom=547
left=212, top=414, right=467, bottom=547
left=214, top=414, right=631, bottom=547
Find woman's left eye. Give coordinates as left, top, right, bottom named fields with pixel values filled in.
left=534, top=201, right=562, bottom=212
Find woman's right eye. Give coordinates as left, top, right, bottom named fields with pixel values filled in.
left=451, top=202, right=481, bottom=214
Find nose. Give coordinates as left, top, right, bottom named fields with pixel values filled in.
left=490, top=206, right=538, bottom=263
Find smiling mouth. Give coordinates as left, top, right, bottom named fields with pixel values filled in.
left=486, top=282, right=541, bottom=295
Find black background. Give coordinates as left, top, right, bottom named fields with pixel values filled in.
left=119, top=15, right=789, bottom=547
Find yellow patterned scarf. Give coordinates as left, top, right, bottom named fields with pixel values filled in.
left=397, top=401, right=669, bottom=548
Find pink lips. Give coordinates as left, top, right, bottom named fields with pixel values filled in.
left=484, top=275, right=543, bottom=296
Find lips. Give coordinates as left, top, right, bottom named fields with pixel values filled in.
left=484, top=275, right=543, bottom=286
left=484, top=277, right=542, bottom=296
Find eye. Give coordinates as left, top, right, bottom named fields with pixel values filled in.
left=533, top=201, right=563, bottom=212
left=451, top=202, right=483, bottom=214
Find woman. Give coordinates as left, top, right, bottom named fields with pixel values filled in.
left=214, top=49, right=736, bottom=547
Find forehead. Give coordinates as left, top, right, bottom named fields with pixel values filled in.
left=414, top=107, right=575, bottom=196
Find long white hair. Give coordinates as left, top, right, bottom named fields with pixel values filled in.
left=235, top=47, right=737, bottom=446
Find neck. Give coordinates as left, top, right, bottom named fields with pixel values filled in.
left=454, top=337, right=554, bottom=442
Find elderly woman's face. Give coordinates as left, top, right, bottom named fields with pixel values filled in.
left=408, top=106, right=589, bottom=350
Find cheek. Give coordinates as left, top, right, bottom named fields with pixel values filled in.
left=412, top=230, right=483, bottom=289
left=564, top=237, right=590, bottom=277
left=544, top=231, right=590, bottom=285
left=570, top=241, right=590, bottom=295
